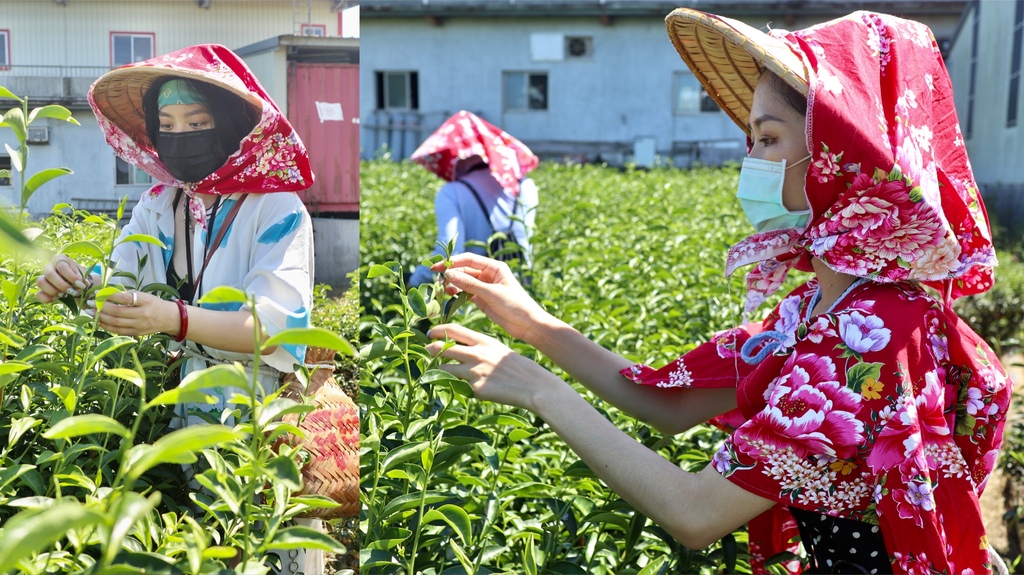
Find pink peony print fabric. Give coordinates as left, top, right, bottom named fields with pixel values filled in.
left=89, top=44, right=315, bottom=231
left=410, top=110, right=539, bottom=197
left=623, top=278, right=1012, bottom=574
left=721, top=12, right=996, bottom=318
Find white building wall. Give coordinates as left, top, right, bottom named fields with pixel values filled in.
left=360, top=15, right=747, bottom=165
left=361, top=10, right=964, bottom=166
left=0, top=0, right=341, bottom=216
left=962, top=0, right=1024, bottom=186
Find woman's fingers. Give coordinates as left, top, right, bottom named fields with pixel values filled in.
left=427, top=323, right=490, bottom=347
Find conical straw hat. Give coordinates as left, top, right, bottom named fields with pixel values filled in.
left=665, top=8, right=809, bottom=136
left=90, top=63, right=261, bottom=149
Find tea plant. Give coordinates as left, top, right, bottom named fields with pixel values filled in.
left=360, top=160, right=813, bottom=574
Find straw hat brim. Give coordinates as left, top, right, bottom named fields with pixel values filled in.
left=90, top=67, right=262, bottom=149
left=665, top=8, right=809, bottom=136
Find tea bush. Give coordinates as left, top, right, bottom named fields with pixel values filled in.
left=360, top=160, right=812, bottom=575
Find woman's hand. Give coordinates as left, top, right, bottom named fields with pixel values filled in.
left=431, top=253, right=548, bottom=344
left=91, top=290, right=179, bottom=338
left=426, top=323, right=568, bottom=412
left=35, top=254, right=89, bottom=303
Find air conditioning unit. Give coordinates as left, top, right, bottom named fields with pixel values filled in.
left=27, top=126, right=50, bottom=145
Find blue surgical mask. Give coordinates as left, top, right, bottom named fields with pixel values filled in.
left=735, top=155, right=812, bottom=233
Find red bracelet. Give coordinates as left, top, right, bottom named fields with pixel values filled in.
left=173, top=298, right=188, bottom=342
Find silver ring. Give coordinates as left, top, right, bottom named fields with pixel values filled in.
left=130, top=291, right=138, bottom=307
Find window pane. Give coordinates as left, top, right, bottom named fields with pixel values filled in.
left=386, top=72, right=408, bottom=109
left=133, top=36, right=153, bottom=62
left=676, top=74, right=701, bottom=113
left=0, top=156, right=11, bottom=186
left=1008, top=76, right=1020, bottom=126
left=133, top=165, right=152, bottom=185
left=527, top=74, right=547, bottom=110
left=113, top=36, right=132, bottom=67
left=505, top=73, right=526, bottom=110
left=116, top=157, right=131, bottom=185
left=0, top=33, right=7, bottom=66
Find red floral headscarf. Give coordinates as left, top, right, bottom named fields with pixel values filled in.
left=723, top=12, right=997, bottom=317
left=410, top=110, right=539, bottom=196
left=89, top=44, right=314, bottom=200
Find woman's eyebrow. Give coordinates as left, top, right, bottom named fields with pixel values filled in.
left=747, top=113, right=785, bottom=132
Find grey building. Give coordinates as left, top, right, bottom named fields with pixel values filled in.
left=946, top=0, right=1024, bottom=234
left=361, top=0, right=966, bottom=167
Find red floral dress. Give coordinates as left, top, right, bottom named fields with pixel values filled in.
left=622, top=279, right=1012, bottom=574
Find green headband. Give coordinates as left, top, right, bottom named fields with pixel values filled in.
left=157, top=79, right=207, bottom=108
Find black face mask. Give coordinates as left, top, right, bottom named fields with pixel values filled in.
left=155, top=130, right=227, bottom=183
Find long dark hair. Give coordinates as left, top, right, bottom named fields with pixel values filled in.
left=142, top=76, right=260, bottom=159
left=762, top=70, right=807, bottom=116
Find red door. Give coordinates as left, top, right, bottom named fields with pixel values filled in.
left=287, top=62, right=359, bottom=214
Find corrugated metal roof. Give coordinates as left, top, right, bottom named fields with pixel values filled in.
left=362, top=0, right=968, bottom=19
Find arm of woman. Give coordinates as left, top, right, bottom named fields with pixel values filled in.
left=94, top=292, right=269, bottom=354
left=426, top=324, right=772, bottom=547
left=436, top=254, right=738, bottom=434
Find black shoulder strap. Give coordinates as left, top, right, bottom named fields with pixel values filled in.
left=459, top=179, right=497, bottom=235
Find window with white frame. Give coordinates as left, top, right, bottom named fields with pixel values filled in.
left=301, top=24, right=326, bottom=37
left=674, top=72, right=719, bottom=114
left=504, top=72, right=548, bottom=111
left=0, top=30, right=9, bottom=69
left=0, top=155, right=11, bottom=186
left=111, top=33, right=154, bottom=68
left=115, top=157, right=152, bottom=186
left=374, top=71, right=419, bottom=110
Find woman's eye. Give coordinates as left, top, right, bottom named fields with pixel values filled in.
left=758, top=137, right=775, bottom=147
left=159, top=124, right=172, bottom=131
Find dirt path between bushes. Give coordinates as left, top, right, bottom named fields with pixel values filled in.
left=982, top=353, right=1022, bottom=566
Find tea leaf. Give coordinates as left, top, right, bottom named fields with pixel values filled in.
left=27, top=104, right=79, bottom=125
left=1, top=108, right=27, bottom=144
left=264, top=326, right=354, bottom=356
left=8, top=416, right=40, bottom=446
left=60, top=240, right=105, bottom=260
left=43, top=414, right=129, bottom=439
left=0, top=86, right=22, bottom=102
left=25, top=168, right=73, bottom=196
left=421, top=504, right=473, bottom=544
left=106, top=367, right=144, bottom=387
left=440, top=425, right=490, bottom=445
left=378, top=491, right=451, bottom=523
left=264, top=456, right=302, bottom=491
left=0, top=503, right=104, bottom=572
left=261, top=526, right=345, bottom=553
left=103, top=492, right=161, bottom=567
left=120, top=233, right=167, bottom=248
left=367, top=263, right=399, bottom=279
left=381, top=441, right=430, bottom=475
left=198, top=285, right=248, bottom=305
left=407, top=286, right=429, bottom=318
left=0, top=360, right=31, bottom=376
left=125, top=425, right=238, bottom=482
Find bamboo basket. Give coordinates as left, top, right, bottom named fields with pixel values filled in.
left=279, top=347, right=360, bottom=519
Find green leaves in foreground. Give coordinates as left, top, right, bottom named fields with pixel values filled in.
left=0, top=503, right=105, bottom=573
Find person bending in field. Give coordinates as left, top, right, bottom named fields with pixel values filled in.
left=426, top=9, right=1013, bottom=575
left=34, top=44, right=321, bottom=575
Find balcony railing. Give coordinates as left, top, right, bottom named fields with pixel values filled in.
left=0, top=65, right=112, bottom=103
